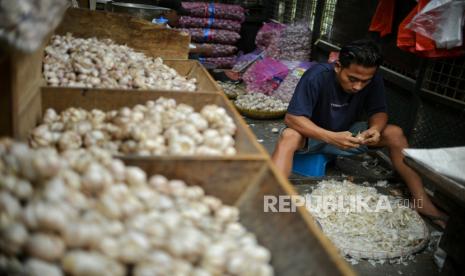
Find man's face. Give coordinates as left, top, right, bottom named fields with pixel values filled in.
left=334, top=62, right=377, bottom=94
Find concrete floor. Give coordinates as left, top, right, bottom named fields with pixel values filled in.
left=243, top=116, right=443, bottom=276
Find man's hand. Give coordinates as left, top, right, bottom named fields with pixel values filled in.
left=358, top=128, right=381, bottom=146
left=326, top=131, right=363, bottom=150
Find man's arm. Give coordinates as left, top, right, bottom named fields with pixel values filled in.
left=285, top=114, right=362, bottom=149
left=359, top=112, right=388, bottom=145
left=368, top=112, right=388, bottom=132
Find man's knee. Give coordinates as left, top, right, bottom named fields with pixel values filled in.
left=382, top=125, right=408, bottom=147
left=278, top=128, right=305, bottom=149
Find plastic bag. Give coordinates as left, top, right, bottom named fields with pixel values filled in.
left=255, top=22, right=286, bottom=50
left=369, top=0, right=395, bottom=37
left=270, top=21, right=312, bottom=61
left=242, top=58, right=289, bottom=95
left=178, top=16, right=242, bottom=32
left=179, top=28, right=240, bottom=44
left=231, top=49, right=264, bottom=72
left=328, top=51, right=339, bottom=63
left=272, top=61, right=315, bottom=103
left=397, top=0, right=464, bottom=58
left=407, top=0, right=465, bottom=49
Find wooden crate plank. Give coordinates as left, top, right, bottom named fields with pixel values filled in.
left=236, top=161, right=355, bottom=276
left=0, top=53, right=13, bottom=136
left=124, top=159, right=267, bottom=205
left=0, top=38, right=47, bottom=138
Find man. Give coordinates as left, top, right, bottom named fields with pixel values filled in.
left=272, top=39, right=447, bottom=228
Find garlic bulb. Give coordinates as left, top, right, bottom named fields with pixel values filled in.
left=217, top=81, right=246, bottom=98
left=234, top=93, right=288, bottom=112
left=0, top=140, right=273, bottom=275
left=0, top=223, right=28, bottom=255
left=25, top=259, right=63, bottom=276
left=26, top=233, right=65, bottom=262
left=62, top=250, right=126, bottom=276
left=43, top=33, right=197, bottom=91
left=30, top=98, right=237, bottom=156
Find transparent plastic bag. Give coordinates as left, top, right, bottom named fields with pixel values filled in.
left=231, top=49, right=264, bottom=72
left=272, top=21, right=312, bottom=61
left=255, top=22, right=286, bottom=50
left=407, top=0, right=465, bottom=49
left=242, top=58, right=289, bottom=95
left=272, top=61, right=315, bottom=103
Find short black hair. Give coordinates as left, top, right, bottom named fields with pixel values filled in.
left=339, top=39, right=383, bottom=68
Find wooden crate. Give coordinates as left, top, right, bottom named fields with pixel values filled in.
left=23, top=81, right=354, bottom=276
left=0, top=8, right=221, bottom=138
left=55, top=8, right=189, bottom=59
left=129, top=158, right=355, bottom=276
left=51, top=8, right=221, bottom=94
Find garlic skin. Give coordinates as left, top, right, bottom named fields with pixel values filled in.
left=30, top=98, right=238, bottom=156
left=43, top=33, right=197, bottom=92
left=0, top=140, right=273, bottom=275
left=309, top=180, right=429, bottom=260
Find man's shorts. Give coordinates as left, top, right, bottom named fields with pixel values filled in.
left=280, top=122, right=369, bottom=156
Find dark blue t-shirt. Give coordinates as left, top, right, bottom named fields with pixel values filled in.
left=287, top=63, right=387, bottom=132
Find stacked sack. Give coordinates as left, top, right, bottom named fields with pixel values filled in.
left=178, top=2, right=245, bottom=69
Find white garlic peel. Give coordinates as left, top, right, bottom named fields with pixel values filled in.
left=234, top=93, right=288, bottom=112
left=309, top=180, right=428, bottom=260
left=0, top=139, right=273, bottom=275
left=30, top=98, right=237, bottom=156
left=43, top=33, right=197, bottom=91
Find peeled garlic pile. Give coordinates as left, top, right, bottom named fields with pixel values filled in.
left=309, top=180, right=428, bottom=259
left=0, top=139, right=273, bottom=275
left=43, top=33, right=197, bottom=91
left=234, top=93, right=288, bottom=112
left=30, top=97, right=237, bottom=156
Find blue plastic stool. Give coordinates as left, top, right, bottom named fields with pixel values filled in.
left=292, top=153, right=332, bottom=177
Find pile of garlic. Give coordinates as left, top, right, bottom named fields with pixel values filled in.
left=217, top=81, right=245, bottom=99
left=0, top=139, right=273, bottom=275
left=234, top=93, right=288, bottom=112
left=308, top=180, right=428, bottom=259
left=30, top=98, right=237, bottom=156
left=43, top=33, right=197, bottom=91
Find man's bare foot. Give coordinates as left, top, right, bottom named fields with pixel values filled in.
left=416, top=208, right=448, bottom=230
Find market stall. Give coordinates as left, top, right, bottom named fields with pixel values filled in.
left=0, top=1, right=355, bottom=276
